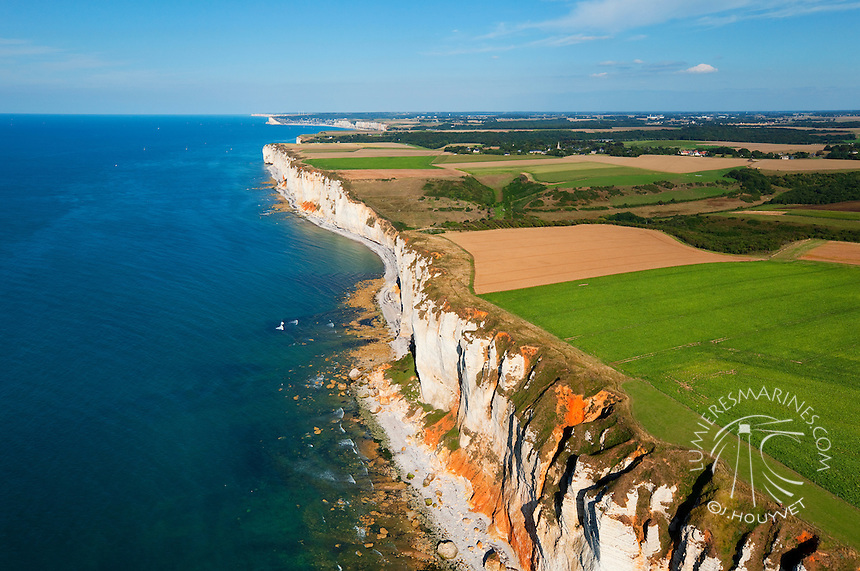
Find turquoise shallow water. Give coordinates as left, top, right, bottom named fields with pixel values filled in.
left=0, top=115, right=389, bottom=569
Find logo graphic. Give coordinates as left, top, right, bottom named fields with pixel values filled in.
left=709, top=415, right=804, bottom=506
left=688, top=385, right=831, bottom=524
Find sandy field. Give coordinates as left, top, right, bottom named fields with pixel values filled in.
left=445, top=225, right=752, bottom=294
left=800, top=241, right=860, bottom=266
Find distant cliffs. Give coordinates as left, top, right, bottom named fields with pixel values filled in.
left=263, top=143, right=852, bottom=571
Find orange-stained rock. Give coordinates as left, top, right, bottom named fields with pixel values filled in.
left=540, top=388, right=619, bottom=496
left=797, top=530, right=815, bottom=543
left=445, top=447, right=533, bottom=567
left=461, top=307, right=489, bottom=322
left=423, top=411, right=457, bottom=449
left=300, top=201, right=318, bottom=212
left=519, top=345, right=539, bottom=370
left=494, top=331, right=513, bottom=345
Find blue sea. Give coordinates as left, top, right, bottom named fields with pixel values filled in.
left=0, top=115, right=402, bottom=569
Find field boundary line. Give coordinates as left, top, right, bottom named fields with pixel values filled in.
left=612, top=341, right=703, bottom=365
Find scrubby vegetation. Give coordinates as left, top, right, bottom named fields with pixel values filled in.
left=422, top=176, right=495, bottom=206
left=647, top=215, right=860, bottom=254
left=767, top=171, right=860, bottom=205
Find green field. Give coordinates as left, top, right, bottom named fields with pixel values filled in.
left=433, top=154, right=557, bottom=164
left=463, top=161, right=734, bottom=189
left=612, top=186, right=735, bottom=206
left=786, top=209, right=860, bottom=221
left=304, top=156, right=440, bottom=170
left=482, top=261, right=860, bottom=539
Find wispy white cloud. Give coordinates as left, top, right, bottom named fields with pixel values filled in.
left=476, top=1, right=860, bottom=44
left=0, top=37, right=152, bottom=89
left=683, top=63, right=718, bottom=74
left=547, top=0, right=860, bottom=32
left=427, top=32, right=607, bottom=56
left=590, top=72, right=609, bottom=78
left=596, top=59, right=687, bottom=74
left=0, top=38, right=61, bottom=58
left=530, top=34, right=610, bottom=47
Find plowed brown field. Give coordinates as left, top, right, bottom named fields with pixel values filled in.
left=800, top=241, right=860, bottom=265
left=446, top=225, right=753, bottom=293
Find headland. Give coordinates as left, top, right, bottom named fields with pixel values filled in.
left=262, top=121, right=860, bottom=570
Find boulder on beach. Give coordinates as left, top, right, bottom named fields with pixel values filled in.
left=436, top=540, right=458, bottom=560
left=348, top=368, right=362, bottom=380
left=483, top=549, right=503, bottom=570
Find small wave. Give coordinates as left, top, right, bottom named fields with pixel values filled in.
left=332, top=407, right=344, bottom=420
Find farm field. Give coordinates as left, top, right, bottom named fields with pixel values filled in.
left=432, top=154, right=557, bottom=164
left=801, top=241, right=860, bottom=265
left=481, top=261, right=860, bottom=517
left=462, top=161, right=736, bottom=189
left=444, top=225, right=751, bottom=293
left=610, top=185, right=734, bottom=207
left=303, top=155, right=441, bottom=170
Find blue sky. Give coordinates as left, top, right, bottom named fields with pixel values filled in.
left=2, top=0, right=859, bottom=113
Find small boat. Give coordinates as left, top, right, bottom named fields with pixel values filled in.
left=276, top=321, right=285, bottom=330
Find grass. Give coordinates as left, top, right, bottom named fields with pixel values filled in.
left=463, top=162, right=735, bottom=189
left=612, top=186, right=735, bottom=207
left=787, top=209, right=860, bottom=221
left=433, top=154, right=557, bottom=164
left=481, top=261, right=860, bottom=541
left=304, top=156, right=441, bottom=170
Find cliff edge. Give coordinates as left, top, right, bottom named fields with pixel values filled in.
left=263, top=143, right=858, bottom=571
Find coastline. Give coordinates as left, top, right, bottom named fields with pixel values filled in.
left=261, top=142, right=860, bottom=571
left=267, top=177, right=522, bottom=569
left=269, top=181, right=406, bottom=357
left=340, top=278, right=521, bottom=570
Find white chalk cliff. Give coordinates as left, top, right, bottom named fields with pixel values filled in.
left=263, top=144, right=847, bottom=571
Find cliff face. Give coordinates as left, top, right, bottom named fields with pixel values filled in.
left=263, top=144, right=846, bottom=571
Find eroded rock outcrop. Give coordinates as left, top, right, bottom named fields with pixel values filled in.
left=263, top=144, right=855, bottom=571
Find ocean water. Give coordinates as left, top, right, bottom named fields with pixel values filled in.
left=0, top=115, right=390, bottom=569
